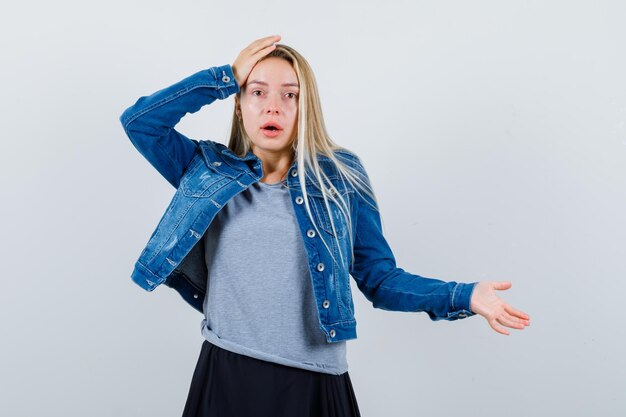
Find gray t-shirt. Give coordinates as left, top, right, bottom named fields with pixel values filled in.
left=200, top=178, right=348, bottom=375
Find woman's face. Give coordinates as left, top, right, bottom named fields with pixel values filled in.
left=239, top=57, right=299, bottom=159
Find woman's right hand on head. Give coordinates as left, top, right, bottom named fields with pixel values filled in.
left=231, top=35, right=281, bottom=88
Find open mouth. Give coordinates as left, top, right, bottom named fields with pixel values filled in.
left=261, top=122, right=283, bottom=131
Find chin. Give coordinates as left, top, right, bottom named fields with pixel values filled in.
left=259, top=144, right=292, bottom=154
left=253, top=137, right=293, bottom=152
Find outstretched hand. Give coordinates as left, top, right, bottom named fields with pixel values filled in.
left=232, top=35, right=282, bottom=88
left=470, top=281, right=530, bottom=335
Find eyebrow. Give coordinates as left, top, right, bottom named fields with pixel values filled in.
left=247, top=80, right=300, bottom=88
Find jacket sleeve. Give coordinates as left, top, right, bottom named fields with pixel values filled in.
left=347, top=154, right=477, bottom=321
left=119, top=64, right=240, bottom=189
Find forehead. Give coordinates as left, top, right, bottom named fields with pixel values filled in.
left=247, top=57, right=299, bottom=87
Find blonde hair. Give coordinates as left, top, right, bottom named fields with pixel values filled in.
left=227, top=44, right=378, bottom=269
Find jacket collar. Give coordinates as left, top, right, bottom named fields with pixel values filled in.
left=220, top=147, right=259, bottom=162
left=199, top=140, right=337, bottom=184
left=218, top=142, right=334, bottom=164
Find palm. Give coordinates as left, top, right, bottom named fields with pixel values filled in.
left=470, top=281, right=530, bottom=335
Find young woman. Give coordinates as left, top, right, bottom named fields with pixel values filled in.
left=120, top=35, right=530, bottom=417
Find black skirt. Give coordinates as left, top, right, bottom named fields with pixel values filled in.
left=182, top=339, right=362, bottom=417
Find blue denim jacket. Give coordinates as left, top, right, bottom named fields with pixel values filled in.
left=119, top=64, right=477, bottom=343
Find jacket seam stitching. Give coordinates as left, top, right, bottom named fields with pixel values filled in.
left=122, top=83, right=223, bottom=128
left=137, top=261, right=162, bottom=281
left=147, top=195, right=200, bottom=266
left=327, top=319, right=356, bottom=325
left=451, top=282, right=459, bottom=310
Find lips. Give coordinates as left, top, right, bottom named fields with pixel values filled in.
left=261, top=121, right=283, bottom=131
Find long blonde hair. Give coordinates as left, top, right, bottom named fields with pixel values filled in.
left=227, top=44, right=378, bottom=269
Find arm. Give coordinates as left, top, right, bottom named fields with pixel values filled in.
left=119, top=64, right=239, bottom=188
left=348, top=155, right=477, bottom=321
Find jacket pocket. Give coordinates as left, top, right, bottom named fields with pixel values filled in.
left=179, top=155, right=233, bottom=198
left=307, top=186, right=353, bottom=239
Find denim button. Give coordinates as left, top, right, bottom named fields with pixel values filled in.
left=295, top=196, right=303, bottom=204
left=221, top=71, right=231, bottom=83
left=323, top=300, right=330, bottom=308
left=193, top=294, right=199, bottom=299
left=317, top=262, right=324, bottom=271
left=458, top=312, right=467, bottom=318
left=307, top=229, right=316, bottom=238
left=329, top=329, right=336, bottom=337
left=291, top=169, right=298, bottom=177
left=213, top=161, right=222, bottom=166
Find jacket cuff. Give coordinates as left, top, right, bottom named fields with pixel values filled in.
left=211, top=64, right=240, bottom=99
left=447, top=282, right=478, bottom=320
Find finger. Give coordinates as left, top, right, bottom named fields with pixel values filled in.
left=258, top=34, right=281, bottom=43
left=251, top=43, right=278, bottom=60
left=489, top=319, right=510, bottom=336
left=243, top=41, right=279, bottom=68
left=246, top=35, right=280, bottom=49
left=248, top=35, right=281, bottom=53
left=504, top=304, right=530, bottom=322
left=233, top=36, right=281, bottom=87
left=492, top=281, right=512, bottom=291
left=496, top=313, right=526, bottom=330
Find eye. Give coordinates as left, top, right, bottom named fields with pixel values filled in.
left=286, top=92, right=298, bottom=99
left=252, top=90, right=263, bottom=96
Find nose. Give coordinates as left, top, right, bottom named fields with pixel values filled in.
left=265, top=94, right=280, bottom=115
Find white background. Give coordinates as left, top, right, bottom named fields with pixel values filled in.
left=1, top=0, right=625, bottom=416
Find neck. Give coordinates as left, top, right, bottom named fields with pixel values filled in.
left=253, top=147, right=294, bottom=184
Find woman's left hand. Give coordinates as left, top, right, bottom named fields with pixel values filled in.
left=470, top=281, right=530, bottom=335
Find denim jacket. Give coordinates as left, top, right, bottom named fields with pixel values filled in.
left=119, top=64, right=477, bottom=343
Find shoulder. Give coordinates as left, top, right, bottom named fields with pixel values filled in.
left=317, top=147, right=364, bottom=169
left=198, top=138, right=224, bottom=154
left=329, top=147, right=367, bottom=177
